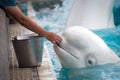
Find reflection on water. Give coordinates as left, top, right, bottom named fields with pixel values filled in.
left=59, top=62, right=120, bottom=80
left=32, top=0, right=120, bottom=80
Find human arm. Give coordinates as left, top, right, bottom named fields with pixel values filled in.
left=3, top=6, right=62, bottom=44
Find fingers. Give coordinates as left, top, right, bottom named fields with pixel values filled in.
left=52, top=37, right=61, bottom=44
left=45, top=31, right=62, bottom=44
left=52, top=35, right=62, bottom=45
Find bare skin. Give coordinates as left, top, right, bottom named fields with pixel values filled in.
left=3, top=6, right=62, bottom=44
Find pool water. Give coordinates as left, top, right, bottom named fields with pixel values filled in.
left=32, top=0, right=120, bottom=80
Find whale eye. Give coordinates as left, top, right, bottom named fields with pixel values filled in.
left=86, top=54, right=97, bottom=66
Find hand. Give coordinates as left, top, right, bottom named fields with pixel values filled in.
left=44, top=31, right=62, bottom=44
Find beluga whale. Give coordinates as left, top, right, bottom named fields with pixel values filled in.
left=66, top=0, right=115, bottom=29
left=54, top=26, right=120, bottom=68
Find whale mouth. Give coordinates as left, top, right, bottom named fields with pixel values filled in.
left=55, top=44, right=79, bottom=59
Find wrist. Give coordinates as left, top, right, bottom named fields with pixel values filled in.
left=43, top=31, right=49, bottom=37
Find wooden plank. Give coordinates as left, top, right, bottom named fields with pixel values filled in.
left=9, top=24, right=39, bottom=80
left=0, top=8, right=9, bottom=80
left=9, top=2, right=58, bottom=79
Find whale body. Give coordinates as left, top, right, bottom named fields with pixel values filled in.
left=66, top=0, right=115, bottom=29
left=54, top=26, right=120, bottom=68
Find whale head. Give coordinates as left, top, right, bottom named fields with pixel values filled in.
left=54, top=26, right=120, bottom=68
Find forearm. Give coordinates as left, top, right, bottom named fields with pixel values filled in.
left=3, top=6, right=62, bottom=44
left=3, top=6, right=48, bottom=36
left=18, top=15, right=48, bottom=36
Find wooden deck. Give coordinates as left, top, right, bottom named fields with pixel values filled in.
left=9, top=2, right=57, bottom=80
left=9, top=24, right=57, bottom=80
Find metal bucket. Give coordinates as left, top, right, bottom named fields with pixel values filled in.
left=12, top=34, right=44, bottom=68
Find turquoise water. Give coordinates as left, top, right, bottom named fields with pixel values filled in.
left=32, top=0, right=120, bottom=80
left=113, top=0, right=120, bottom=26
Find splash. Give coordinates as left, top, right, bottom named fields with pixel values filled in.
left=32, top=0, right=74, bottom=34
